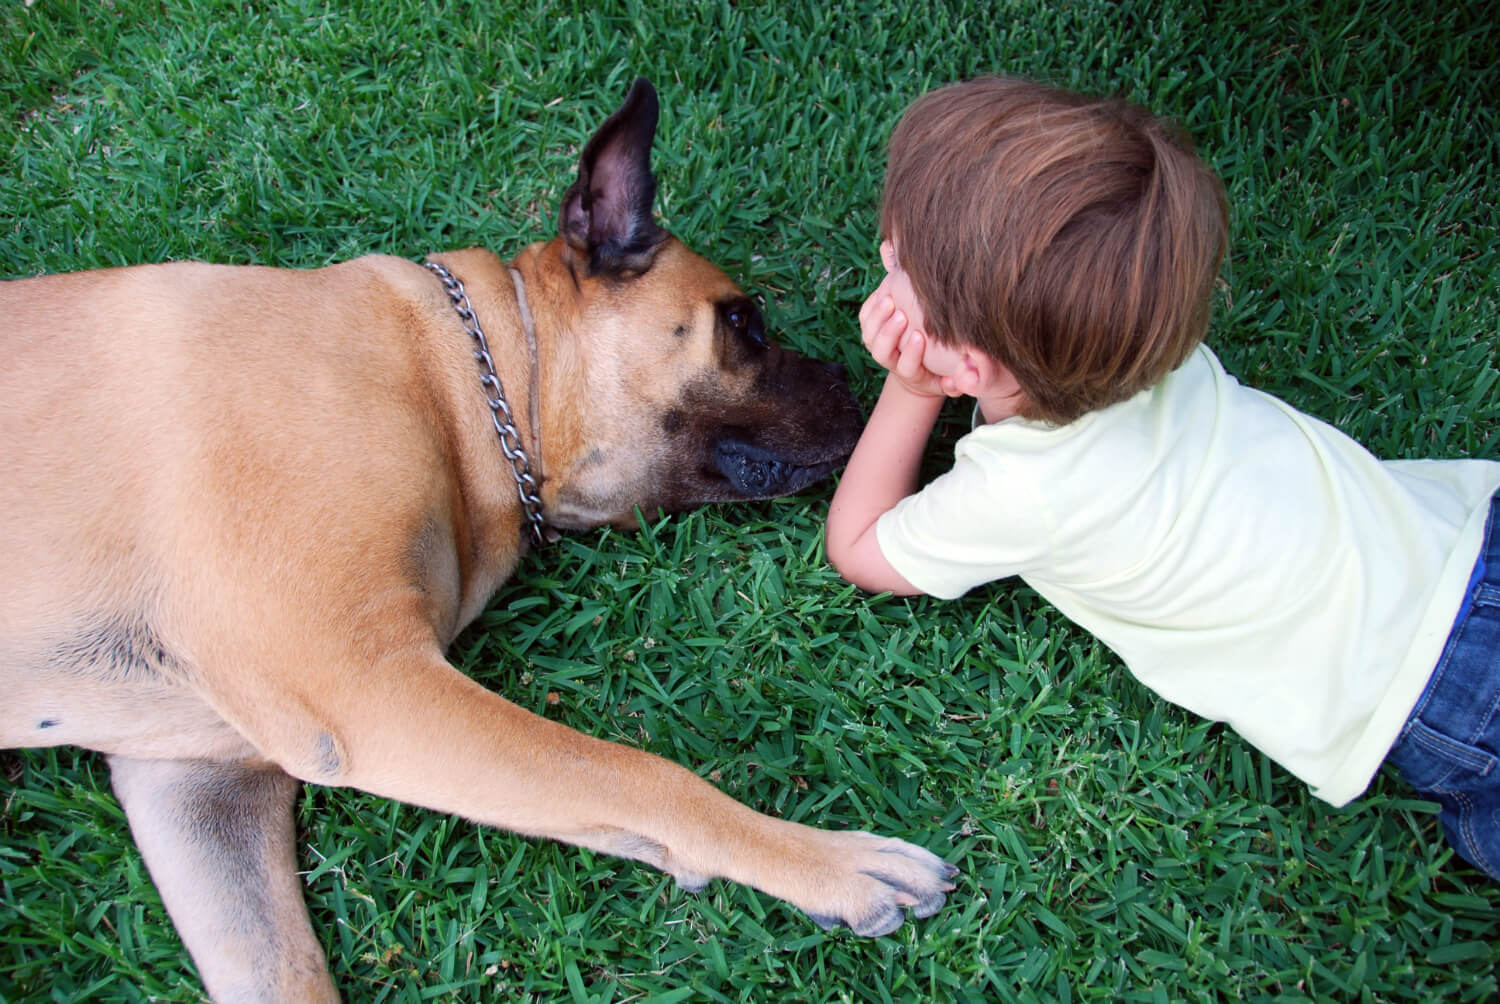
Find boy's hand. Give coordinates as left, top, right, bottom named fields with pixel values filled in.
left=858, top=291, right=947, bottom=399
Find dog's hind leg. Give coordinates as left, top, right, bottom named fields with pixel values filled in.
left=108, top=757, right=339, bottom=1004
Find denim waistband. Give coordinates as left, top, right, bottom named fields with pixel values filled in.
left=1449, top=493, right=1500, bottom=631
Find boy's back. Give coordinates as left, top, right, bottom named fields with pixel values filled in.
left=877, top=343, right=1500, bottom=804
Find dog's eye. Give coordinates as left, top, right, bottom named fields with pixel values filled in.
left=722, top=301, right=768, bottom=348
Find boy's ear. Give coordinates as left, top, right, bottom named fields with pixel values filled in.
left=953, top=348, right=991, bottom=399
left=962, top=349, right=1026, bottom=403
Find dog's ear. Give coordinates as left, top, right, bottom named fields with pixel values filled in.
left=559, top=77, right=669, bottom=277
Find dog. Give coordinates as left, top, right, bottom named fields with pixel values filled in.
left=0, top=78, right=957, bottom=1000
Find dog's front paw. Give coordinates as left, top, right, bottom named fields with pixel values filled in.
left=792, top=830, right=959, bottom=937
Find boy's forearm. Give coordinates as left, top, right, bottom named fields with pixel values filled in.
left=846, top=374, right=945, bottom=503
left=826, top=375, right=943, bottom=575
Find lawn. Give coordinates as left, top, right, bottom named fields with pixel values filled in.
left=2, top=0, right=1498, bottom=1001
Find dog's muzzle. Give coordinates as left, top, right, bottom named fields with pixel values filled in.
left=713, top=440, right=845, bottom=498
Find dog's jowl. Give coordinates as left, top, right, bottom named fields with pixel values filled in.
left=0, top=79, right=956, bottom=1001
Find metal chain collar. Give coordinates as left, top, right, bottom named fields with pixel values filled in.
left=424, top=260, right=547, bottom=548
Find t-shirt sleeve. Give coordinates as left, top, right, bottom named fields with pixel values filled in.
left=874, top=436, right=1054, bottom=599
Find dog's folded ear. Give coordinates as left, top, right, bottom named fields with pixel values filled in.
left=559, top=77, right=669, bottom=277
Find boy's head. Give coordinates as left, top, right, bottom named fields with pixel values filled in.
left=881, top=76, right=1228, bottom=424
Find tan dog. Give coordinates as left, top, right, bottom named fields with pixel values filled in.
left=0, top=79, right=956, bottom=1000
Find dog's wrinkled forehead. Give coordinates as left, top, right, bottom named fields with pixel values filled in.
left=574, top=239, right=752, bottom=376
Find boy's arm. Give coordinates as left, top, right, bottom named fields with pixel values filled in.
left=826, top=373, right=942, bottom=595
left=827, top=282, right=951, bottom=595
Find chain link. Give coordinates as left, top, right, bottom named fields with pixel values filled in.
left=424, top=261, right=547, bottom=548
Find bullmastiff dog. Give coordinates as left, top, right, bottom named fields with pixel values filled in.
left=0, top=78, right=957, bottom=1000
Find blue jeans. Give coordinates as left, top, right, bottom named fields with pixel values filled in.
left=1384, top=494, right=1500, bottom=882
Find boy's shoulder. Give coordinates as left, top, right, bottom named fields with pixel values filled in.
left=939, top=346, right=1236, bottom=509
left=966, top=345, right=1221, bottom=446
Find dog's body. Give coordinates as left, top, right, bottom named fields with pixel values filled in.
left=1, top=80, right=955, bottom=1000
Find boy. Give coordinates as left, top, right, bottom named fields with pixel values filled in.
left=826, top=76, right=1500, bottom=881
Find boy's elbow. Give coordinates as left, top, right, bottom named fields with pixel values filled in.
left=830, top=558, right=875, bottom=593
left=825, top=534, right=858, bottom=585
left=825, top=526, right=922, bottom=597
left=826, top=541, right=859, bottom=587
left=823, top=512, right=857, bottom=577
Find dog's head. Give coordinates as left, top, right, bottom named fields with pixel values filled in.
left=514, top=79, right=864, bottom=531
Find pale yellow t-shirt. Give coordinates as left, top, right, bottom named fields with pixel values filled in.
left=877, top=345, right=1500, bottom=806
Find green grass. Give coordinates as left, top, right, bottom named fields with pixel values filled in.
left=3, top=0, right=1498, bottom=1000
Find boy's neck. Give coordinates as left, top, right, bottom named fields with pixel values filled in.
left=973, top=362, right=1029, bottom=424
left=976, top=396, right=1025, bottom=424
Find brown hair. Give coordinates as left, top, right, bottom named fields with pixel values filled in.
left=881, top=76, right=1228, bottom=424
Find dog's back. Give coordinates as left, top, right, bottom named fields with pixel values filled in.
left=0, top=259, right=456, bottom=759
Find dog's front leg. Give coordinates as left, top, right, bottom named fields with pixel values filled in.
left=237, top=645, right=956, bottom=938
left=109, top=757, right=339, bottom=1004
